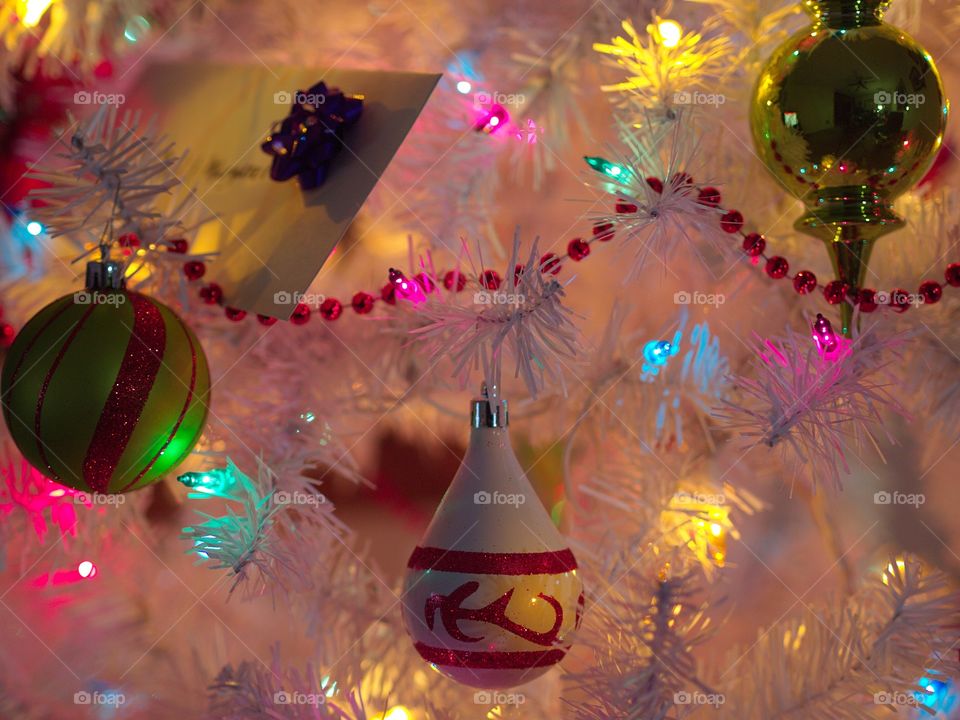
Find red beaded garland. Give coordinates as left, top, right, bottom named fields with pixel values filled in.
left=889, top=288, right=911, bottom=313
left=117, top=232, right=140, bottom=248
left=381, top=282, right=397, bottom=305
left=414, top=272, right=435, bottom=293
left=225, top=307, right=247, bottom=321
left=645, top=177, right=663, bottom=193
left=320, top=298, right=343, bottom=320
left=568, top=238, right=590, bottom=261
left=593, top=223, right=614, bottom=242
left=480, top=270, right=501, bottom=290
left=257, top=314, right=278, bottom=326
left=858, top=288, right=878, bottom=313
left=199, top=283, right=223, bottom=305
left=822, top=280, right=848, bottom=305
left=540, top=252, right=562, bottom=275
left=765, top=256, right=789, bottom=279
left=183, top=260, right=206, bottom=281
left=945, top=263, right=960, bottom=287
left=443, top=270, right=466, bottom=292
left=792, top=271, right=817, bottom=295
left=741, top=233, right=765, bottom=257
left=697, top=187, right=721, bottom=206
left=919, top=280, right=943, bottom=304
left=720, top=210, right=744, bottom=233
left=0, top=322, right=15, bottom=348
left=352, top=291, right=375, bottom=314
left=290, top=302, right=312, bottom=325
left=168, top=238, right=189, bottom=253
left=616, top=200, right=638, bottom=214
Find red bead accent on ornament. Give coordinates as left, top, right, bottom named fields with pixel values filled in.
left=697, top=186, right=721, bottom=206
left=616, top=200, right=638, bottom=213
left=823, top=280, right=848, bottom=305
left=567, top=238, right=590, bottom=261
left=380, top=282, right=397, bottom=305
left=414, top=272, right=435, bottom=293
left=225, top=307, right=247, bottom=321
left=167, top=238, right=188, bottom=253
left=593, top=223, right=614, bottom=242
left=890, top=288, right=911, bottom=313
left=720, top=210, right=744, bottom=233
left=352, top=291, right=375, bottom=314
left=540, top=253, right=561, bottom=275
left=858, top=288, right=878, bottom=313
left=290, top=303, right=311, bottom=325
left=183, top=260, right=206, bottom=281
left=765, top=256, right=789, bottom=279
left=480, top=270, right=501, bottom=290
left=443, top=270, right=466, bottom=292
left=199, top=283, right=222, bottom=305
left=0, top=322, right=15, bottom=348
left=919, top=280, right=942, bottom=304
left=793, top=271, right=817, bottom=294
left=117, top=232, right=140, bottom=248
left=945, top=263, right=960, bottom=287
left=320, top=298, right=343, bottom=320
left=742, top=233, right=765, bottom=257
left=645, top=177, right=663, bottom=193
left=257, top=314, right=278, bottom=326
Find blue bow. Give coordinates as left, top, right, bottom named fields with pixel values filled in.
left=261, top=81, right=363, bottom=190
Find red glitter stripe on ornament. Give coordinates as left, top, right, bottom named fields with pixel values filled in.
left=408, top=546, right=577, bottom=575
left=413, top=641, right=567, bottom=669
left=33, top=304, right=97, bottom=482
left=119, top=316, right=199, bottom=493
left=82, top=294, right=166, bottom=493
left=4, top=299, right=75, bottom=389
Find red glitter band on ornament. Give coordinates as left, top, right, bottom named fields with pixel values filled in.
left=408, top=546, right=577, bottom=575
left=4, top=299, right=75, bottom=390
left=33, top=304, right=97, bottom=482
left=119, top=318, right=199, bottom=492
left=82, top=294, right=166, bottom=493
left=413, top=641, right=566, bottom=669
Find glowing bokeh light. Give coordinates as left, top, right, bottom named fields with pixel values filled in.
left=456, top=80, right=472, bottom=94
left=657, top=20, right=683, bottom=48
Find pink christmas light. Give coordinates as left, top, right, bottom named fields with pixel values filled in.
left=389, top=268, right=427, bottom=305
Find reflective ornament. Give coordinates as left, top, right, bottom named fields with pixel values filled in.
left=402, top=390, right=583, bottom=689
left=751, top=0, right=948, bottom=334
left=1, top=288, right=210, bottom=494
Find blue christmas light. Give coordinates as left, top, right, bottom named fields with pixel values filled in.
left=25, top=221, right=44, bottom=236
left=914, top=677, right=956, bottom=714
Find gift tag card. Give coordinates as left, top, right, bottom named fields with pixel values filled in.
left=127, top=63, right=440, bottom=317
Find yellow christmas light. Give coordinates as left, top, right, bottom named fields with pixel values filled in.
left=657, top=19, right=683, bottom=48
left=372, top=707, right=411, bottom=720
left=18, top=0, right=54, bottom=27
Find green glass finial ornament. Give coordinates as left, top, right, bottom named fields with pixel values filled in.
left=750, top=0, right=948, bottom=335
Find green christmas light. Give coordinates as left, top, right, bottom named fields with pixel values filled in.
left=177, top=468, right=237, bottom=498
left=584, top=155, right=628, bottom=179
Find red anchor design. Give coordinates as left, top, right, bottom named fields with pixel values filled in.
left=424, top=580, right=564, bottom=647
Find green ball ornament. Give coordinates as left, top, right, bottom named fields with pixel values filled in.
left=750, top=0, right=948, bottom=334
left=1, top=289, right=211, bottom=494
